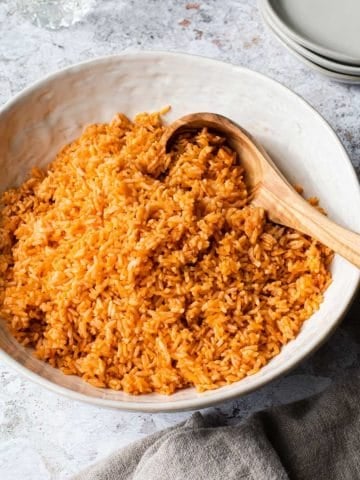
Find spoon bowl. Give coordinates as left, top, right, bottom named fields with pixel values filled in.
left=163, top=113, right=360, bottom=268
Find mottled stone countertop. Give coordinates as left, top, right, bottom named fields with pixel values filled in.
left=1, top=1, right=360, bottom=478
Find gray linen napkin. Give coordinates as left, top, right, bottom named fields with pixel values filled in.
left=73, top=373, right=360, bottom=480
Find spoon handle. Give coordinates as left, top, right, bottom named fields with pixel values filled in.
left=255, top=184, right=360, bottom=268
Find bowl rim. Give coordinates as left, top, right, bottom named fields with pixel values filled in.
left=0, top=50, right=359, bottom=412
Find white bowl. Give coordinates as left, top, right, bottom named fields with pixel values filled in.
left=0, top=52, right=359, bottom=412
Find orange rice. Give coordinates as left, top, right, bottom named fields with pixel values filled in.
left=0, top=111, right=333, bottom=394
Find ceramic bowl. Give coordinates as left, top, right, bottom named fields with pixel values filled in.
left=0, top=52, right=359, bottom=412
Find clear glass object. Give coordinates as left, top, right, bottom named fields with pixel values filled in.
left=15, top=0, right=96, bottom=29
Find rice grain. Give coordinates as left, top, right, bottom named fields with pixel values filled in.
left=0, top=111, right=333, bottom=394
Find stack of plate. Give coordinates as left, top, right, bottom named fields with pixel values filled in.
left=259, top=0, right=360, bottom=83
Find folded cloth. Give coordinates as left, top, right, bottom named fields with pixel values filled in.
left=73, top=373, right=360, bottom=480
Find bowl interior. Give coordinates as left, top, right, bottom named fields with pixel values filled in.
left=0, top=52, right=359, bottom=411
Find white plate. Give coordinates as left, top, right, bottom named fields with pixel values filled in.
left=261, top=6, right=360, bottom=84
left=0, top=52, right=359, bottom=412
left=265, top=0, right=360, bottom=66
left=261, top=0, right=360, bottom=76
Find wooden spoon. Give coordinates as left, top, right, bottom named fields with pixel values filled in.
left=162, top=113, right=360, bottom=268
